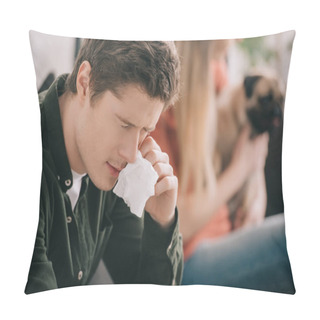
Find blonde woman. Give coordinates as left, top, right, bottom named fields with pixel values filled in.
left=152, top=40, right=295, bottom=293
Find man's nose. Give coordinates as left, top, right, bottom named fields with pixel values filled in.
left=118, top=133, right=139, bottom=164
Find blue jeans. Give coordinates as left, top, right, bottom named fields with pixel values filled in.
left=181, top=214, right=295, bottom=294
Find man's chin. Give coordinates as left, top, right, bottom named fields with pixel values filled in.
left=90, top=175, right=118, bottom=192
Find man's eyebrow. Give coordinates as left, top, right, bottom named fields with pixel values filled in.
left=115, top=114, right=155, bottom=132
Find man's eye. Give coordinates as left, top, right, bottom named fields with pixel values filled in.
left=121, top=124, right=130, bottom=129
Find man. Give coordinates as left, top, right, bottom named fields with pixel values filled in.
left=25, top=37, right=183, bottom=294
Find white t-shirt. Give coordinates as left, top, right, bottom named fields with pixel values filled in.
left=66, top=170, right=86, bottom=211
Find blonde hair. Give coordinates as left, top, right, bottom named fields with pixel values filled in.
left=174, top=40, right=218, bottom=197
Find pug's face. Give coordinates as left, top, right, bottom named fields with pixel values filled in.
left=244, top=75, right=284, bottom=134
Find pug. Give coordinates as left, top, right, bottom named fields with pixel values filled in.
left=214, top=73, right=284, bottom=229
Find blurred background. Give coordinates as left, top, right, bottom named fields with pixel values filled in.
left=228, top=31, right=295, bottom=86
left=228, top=31, right=295, bottom=217
left=30, top=31, right=295, bottom=92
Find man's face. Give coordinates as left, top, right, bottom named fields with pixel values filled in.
left=75, top=85, right=164, bottom=191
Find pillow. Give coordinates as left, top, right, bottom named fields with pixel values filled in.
left=25, top=30, right=295, bottom=295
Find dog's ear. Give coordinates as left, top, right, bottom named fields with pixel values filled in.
left=244, top=75, right=262, bottom=98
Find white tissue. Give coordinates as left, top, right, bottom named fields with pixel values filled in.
left=113, top=151, right=159, bottom=217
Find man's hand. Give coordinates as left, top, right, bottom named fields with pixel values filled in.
left=140, top=136, right=178, bottom=228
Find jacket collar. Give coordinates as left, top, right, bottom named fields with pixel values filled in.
left=41, top=74, right=74, bottom=192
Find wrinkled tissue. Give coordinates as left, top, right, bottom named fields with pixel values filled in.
left=113, top=151, right=158, bottom=217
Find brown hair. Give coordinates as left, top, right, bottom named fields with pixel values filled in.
left=65, top=39, right=180, bottom=108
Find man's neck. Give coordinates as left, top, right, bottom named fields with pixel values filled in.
left=59, top=92, right=86, bottom=174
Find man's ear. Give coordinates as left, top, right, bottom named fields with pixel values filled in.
left=76, top=61, right=91, bottom=100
